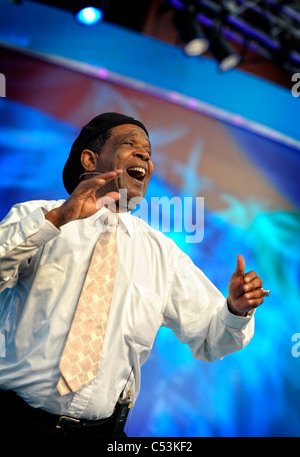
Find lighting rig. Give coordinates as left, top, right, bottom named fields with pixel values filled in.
left=167, top=0, right=300, bottom=72
left=9, top=0, right=300, bottom=74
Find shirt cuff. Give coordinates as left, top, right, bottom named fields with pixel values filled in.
left=220, top=299, right=255, bottom=329
left=26, top=212, right=61, bottom=247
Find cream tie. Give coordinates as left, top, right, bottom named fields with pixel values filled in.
left=57, top=213, right=119, bottom=396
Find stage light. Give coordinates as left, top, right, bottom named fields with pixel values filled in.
left=207, top=27, right=241, bottom=71
left=75, top=6, right=103, bottom=25
left=173, top=9, right=209, bottom=56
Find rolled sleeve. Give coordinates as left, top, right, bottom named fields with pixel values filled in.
left=0, top=207, right=46, bottom=257
left=0, top=204, right=61, bottom=291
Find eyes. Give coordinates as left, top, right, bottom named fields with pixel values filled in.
left=124, top=141, right=152, bottom=157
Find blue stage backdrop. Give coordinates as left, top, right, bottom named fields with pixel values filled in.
left=0, top=47, right=299, bottom=437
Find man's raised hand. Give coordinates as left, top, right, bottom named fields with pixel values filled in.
left=227, top=254, right=264, bottom=316
left=45, top=171, right=122, bottom=228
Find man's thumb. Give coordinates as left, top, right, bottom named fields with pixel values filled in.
left=235, top=254, right=245, bottom=275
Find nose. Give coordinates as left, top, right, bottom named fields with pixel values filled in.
left=134, top=149, right=151, bottom=161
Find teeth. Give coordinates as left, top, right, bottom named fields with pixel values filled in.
left=127, top=167, right=146, bottom=176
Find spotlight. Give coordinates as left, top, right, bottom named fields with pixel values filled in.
left=207, top=27, right=241, bottom=71
left=75, top=6, right=103, bottom=25
left=173, top=9, right=209, bottom=56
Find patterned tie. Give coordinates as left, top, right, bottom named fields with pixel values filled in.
left=57, top=212, right=119, bottom=396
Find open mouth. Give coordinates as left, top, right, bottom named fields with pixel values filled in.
left=126, top=166, right=146, bottom=183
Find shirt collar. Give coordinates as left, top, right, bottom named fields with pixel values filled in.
left=87, top=207, right=134, bottom=237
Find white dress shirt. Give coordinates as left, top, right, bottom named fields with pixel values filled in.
left=0, top=200, right=254, bottom=420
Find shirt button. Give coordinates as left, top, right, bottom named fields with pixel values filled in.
left=92, top=415, right=97, bottom=420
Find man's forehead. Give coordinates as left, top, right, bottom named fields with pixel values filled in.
left=111, top=124, right=151, bottom=144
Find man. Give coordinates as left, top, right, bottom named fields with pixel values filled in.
left=0, top=112, right=265, bottom=437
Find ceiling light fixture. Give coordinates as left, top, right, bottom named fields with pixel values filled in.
left=173, top=8, right=209, bottom=56
left=75, top=5, right=103, bottom=25
left=206, top=26, right=241, bottom=71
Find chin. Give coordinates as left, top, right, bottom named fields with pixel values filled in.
left=118, top=187, right=145, bottom=211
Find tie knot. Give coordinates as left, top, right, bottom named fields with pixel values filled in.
left=102, top=212, right=119, bottom=229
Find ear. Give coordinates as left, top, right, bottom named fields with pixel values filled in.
left=81, top=149, right=98, bottom=171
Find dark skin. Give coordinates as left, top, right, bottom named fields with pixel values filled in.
left=46, top=123, right=264, bottom=316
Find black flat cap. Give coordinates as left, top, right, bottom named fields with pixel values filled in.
left=63, top=112, right=148, bottom=194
